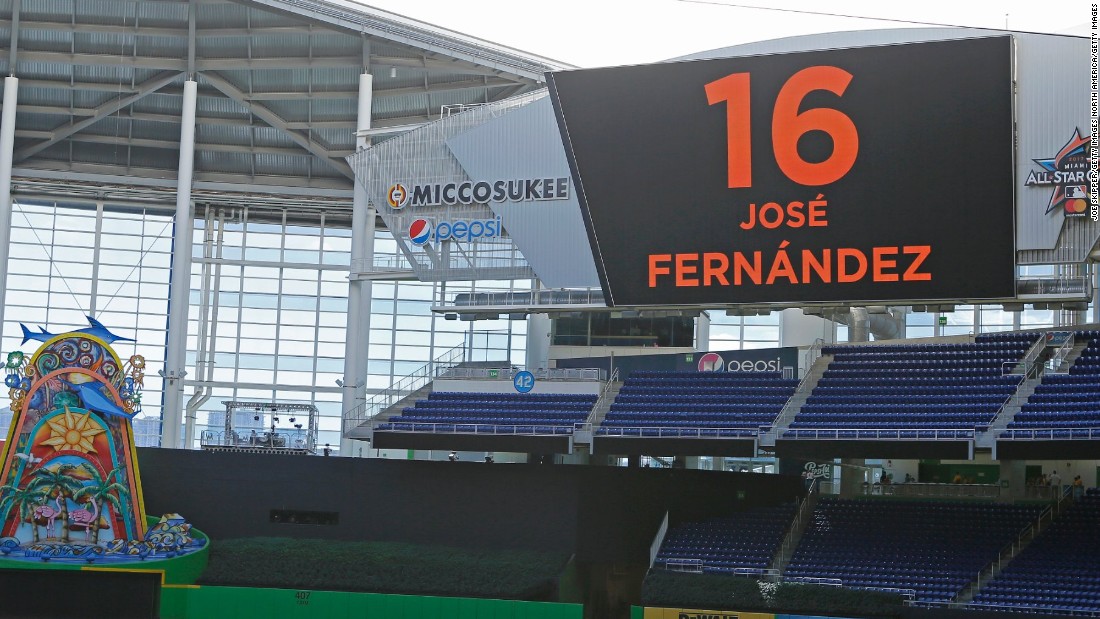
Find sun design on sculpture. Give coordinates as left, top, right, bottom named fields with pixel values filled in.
left=40, top=407, right=105, bottom=453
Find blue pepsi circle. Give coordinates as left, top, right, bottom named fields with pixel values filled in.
left=513, top=370, right=535, bottom=393
left=409, top=218, right=432, bottom=245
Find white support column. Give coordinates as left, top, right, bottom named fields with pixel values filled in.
left=162, top=79, right=198, bottom=450
left=341, top=72, right=374, bottom=457
left=0, top=76, right=19, bottom=341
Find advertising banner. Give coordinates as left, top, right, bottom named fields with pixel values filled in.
left=642, top=609, right=774, bottom=619
left=555, top=347, right=798, bottom=377
left=549, top=36, right=1016, bottom=307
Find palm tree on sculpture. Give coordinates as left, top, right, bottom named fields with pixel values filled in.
left=73, top=468, right=127, bottom=544
left=28, top=465, right=84, bottom=542
left=0, top=483, right=45, bottom=542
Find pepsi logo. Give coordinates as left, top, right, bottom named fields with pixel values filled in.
left=387, top=183, right=409, bottom=209
left=409, top=218, right=432, bottom=245
left=697, top=352, right=724, bottom=372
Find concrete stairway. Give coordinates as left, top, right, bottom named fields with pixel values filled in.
left=760, top=354, right=833, bottom=447
left=375, top=382, right=435, bottom=421
left=586, top=380, right=623, bottom=429
left=1054, top=340, right=1089, bottom=372
left=770, top=483, right=821, bottom=574
left=954, top=490, right=1076, bottom=604
left=979, top=375, right=1042, bottom=448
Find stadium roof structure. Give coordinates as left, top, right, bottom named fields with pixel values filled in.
left=0, top=0, right=570, bottom=208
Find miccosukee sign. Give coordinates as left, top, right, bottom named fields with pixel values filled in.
left=548, top=36, right=1016, bottom=307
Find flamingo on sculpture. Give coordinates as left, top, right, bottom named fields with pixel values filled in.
left=32, top=496, right=63, bottom=539
left=69, top=498, right=99, bottom=542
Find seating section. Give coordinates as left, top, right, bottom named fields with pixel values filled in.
left=378, top=391, right=597, bottom=435
left=1003, top=330, right=1100, bottom=439
left=971, top=493, right=1100, bottom=613
left=784, top=334, right=1035, bottom=438
left=785, top=498, right=1044, bottom=602
left=655, top=504, right=797, bottom=573
left=597, top=371, right=798, bottom=438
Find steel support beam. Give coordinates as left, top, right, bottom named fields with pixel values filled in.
left=8, top=0, right=20, bottom=70
left=341, top=70, right=374, bottom=457
left=0, top=77, right=19, bottom=340
left=12, top=71, right=181, bottom=163
left=162, top=79, right=198, bottom=450
left=202, top=71, right=353, bottom=178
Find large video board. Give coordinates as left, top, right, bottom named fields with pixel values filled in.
left=548, top=36, right=1016, bottom=307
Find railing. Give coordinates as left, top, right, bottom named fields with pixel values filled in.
left=769, top=351, right=827, bottom=434
left=775, top=478, right=819, bottom=572
left=998, top=427, right=1100, bottom=440
left=438, top=367, right=603, bottom=381
left=865, top=482, right=1000, bottom=499
left=585, top=367, right=620, bottom=427
left=1047, top=332, right=1076, bottom=372
left=663, top=558, right=703, bottom=574
left=660, top=560, right=779, bottom=579
left=373, top=420, right=578, bottom=436
left=649, top=511, right=669, bottom=569
left=1016, top=275, right=1091, bottom=297
left=596, top=426, right=759, bottom=439
left=805, top=338, right=825, bottom=377
left=971, top=491, right=1063, bottom=596
left=342, top=342, right=466, bottom=435
left=855, top=587, right=916, bottom=601
left=1004, top=333, right=1048, bottom=377
left=200, top=429, right=312, bottom=451
left=352, top=253, right=413, bottom=273
left=967, top=602, right=1100, bottom=617
left=784, top=576, right=843, bottom=587
left=782, top=428, right=974, bottom=440
left=446, top=287, right=606, bottom=308
left=782, top=577, right=915, bottom=602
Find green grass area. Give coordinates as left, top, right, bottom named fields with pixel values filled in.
left=199, top=537, right=571, bottom=600
left=641, top=570, right=906, bottom=617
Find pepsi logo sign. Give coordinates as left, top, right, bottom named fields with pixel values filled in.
left=697, top=352, right=724, bottom=372
left=409, top=218, right=432, bottom=245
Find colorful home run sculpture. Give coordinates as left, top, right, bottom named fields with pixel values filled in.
left=0, top=318, right=204, bottom=563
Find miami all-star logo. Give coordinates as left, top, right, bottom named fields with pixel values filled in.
left=1024, top=129, right=1092, bottom=217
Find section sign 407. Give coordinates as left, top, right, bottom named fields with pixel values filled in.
left=547, top=36, right=1016, bottom=307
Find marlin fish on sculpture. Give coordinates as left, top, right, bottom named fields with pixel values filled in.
left=59, top=377, right=135, bottom=420
left=20, top=315, right=135, bottom=345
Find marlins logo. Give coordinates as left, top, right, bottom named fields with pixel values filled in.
left=387, top=183, right=409, bottom=209
left=1024, top=129, right=1092, bottom=217
left=408, top=218, right=432, bottom=246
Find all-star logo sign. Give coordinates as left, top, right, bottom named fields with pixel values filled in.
left=1025, top=129, right=1093, bottom=218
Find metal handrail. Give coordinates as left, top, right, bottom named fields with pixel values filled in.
left=784, top=576, right=843, bottom=587
left=372, top=420, right=578, bottom=436
left=660, top=560, right=779, bottom=579
left=869, top=482, right=1000, bottom=499
left=200, top=429, right=312, bottom=451
left=1004, top=334, right=1047, bottom=377
left=585, top=367, right=619, bottom=427
left=438, top=367, right=603, bottom=381
left=342, top=342, right=466, bottom=434
left=595, top=425, right=760, bottom=438
left=775, top=478, right=819, bottom=572
left=967, top=602, right=1100, bottom=617
left=998, top=427, right=1100, bottom=440
left=782, top=428, right=975, bottom=440
left=971, top=493, right=1062, bottom=596
left=649, top=511, right=669, bottom=569
left=1047, top=332, right=1077, bottom=373
left=805, top=338, right=825, bottom=377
